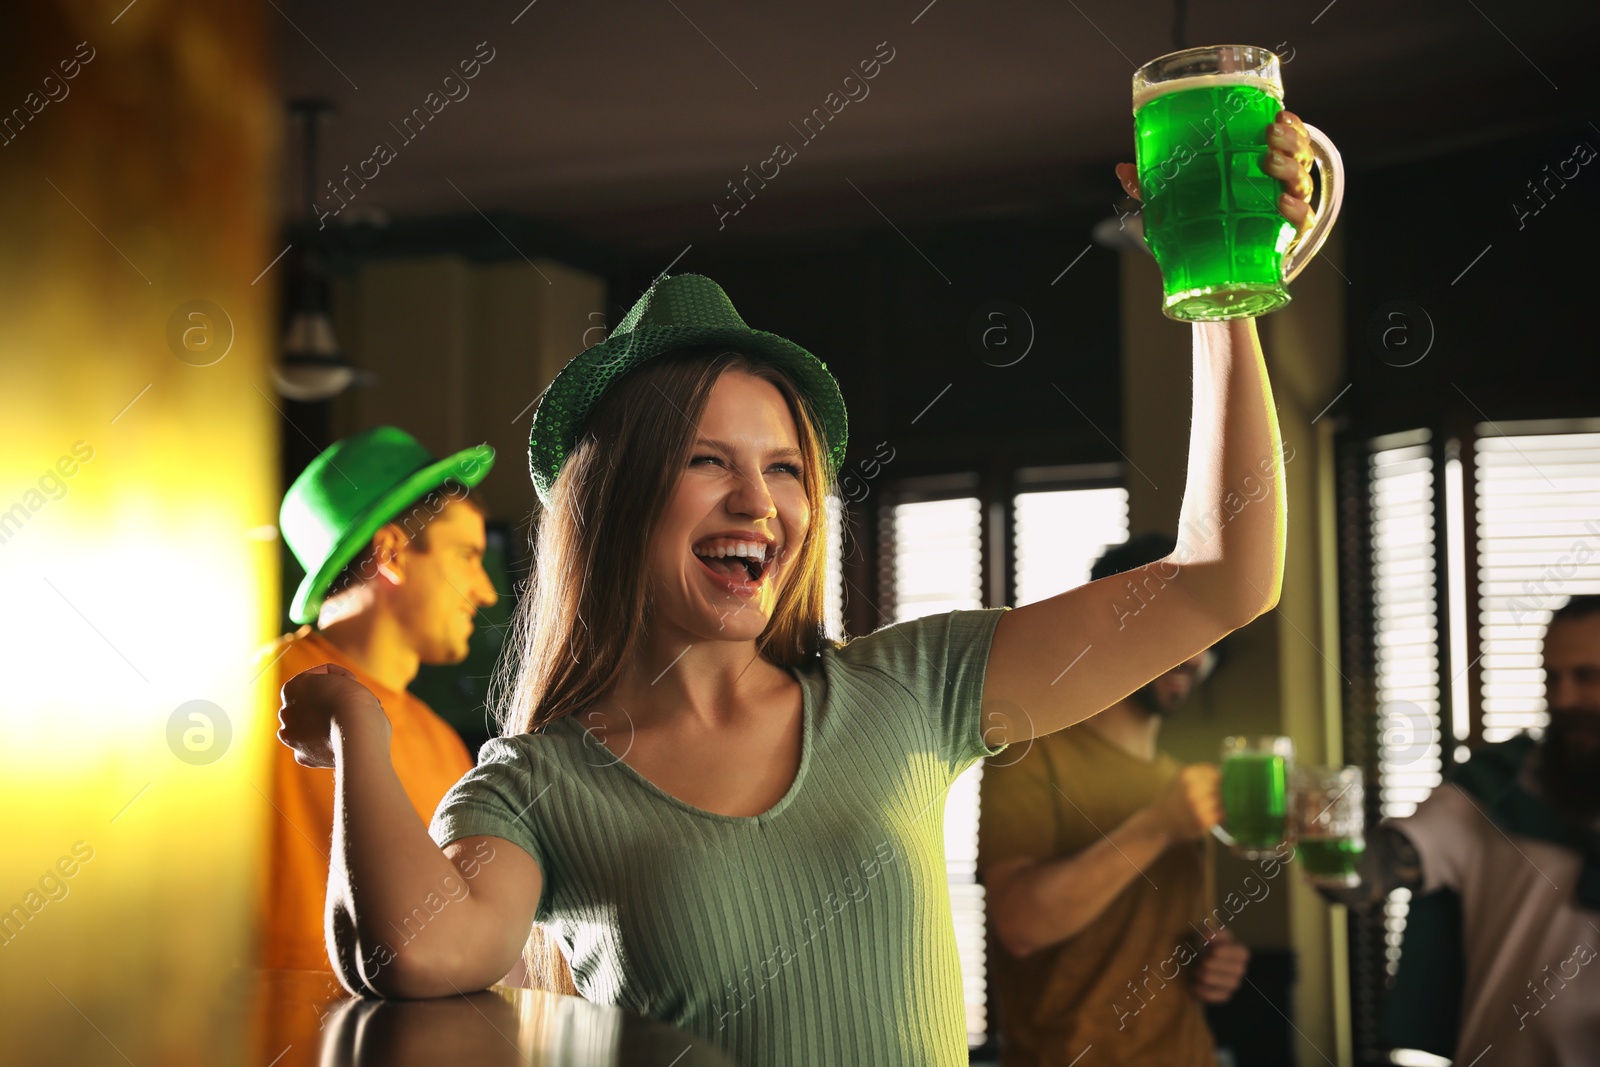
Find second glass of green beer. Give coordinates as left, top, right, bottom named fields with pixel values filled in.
left=1218, top=735, right=1293, bottom=858
left=1132, top=44, right=1345, bottom=321
left=1292, top=765, right=1366, bottom=888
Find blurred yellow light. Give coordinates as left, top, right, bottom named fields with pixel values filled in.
left=0, top=3, right=282, bottom=1063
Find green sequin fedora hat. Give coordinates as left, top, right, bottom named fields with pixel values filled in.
left=280, top=425, right=495, bottom=624
left=526, top=273, right=849, bottom=505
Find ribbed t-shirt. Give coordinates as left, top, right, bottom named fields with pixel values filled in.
left=429, top=607, right=1010, bottom=1066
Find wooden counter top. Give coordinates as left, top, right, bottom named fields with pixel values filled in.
left=249, top=969, right=736, bottom=1067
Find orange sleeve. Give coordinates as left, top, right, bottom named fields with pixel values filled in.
left=261, top=730, right=339, bottom=970
left=260, top=639, right=340, bottom=972
left=389, top=697, right=475, bottom=824
left=258, top=636, right=478, bottom=972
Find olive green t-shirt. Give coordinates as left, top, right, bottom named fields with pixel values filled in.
left=430, top=608, right=1009, bottom=1067
left=978, top=726, right=1215, bottom=1067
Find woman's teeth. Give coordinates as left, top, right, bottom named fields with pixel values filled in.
left=692, top=540, right=771, bottom=582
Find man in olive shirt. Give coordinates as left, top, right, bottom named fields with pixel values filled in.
left=979, top=535, right=1249, bottom=1066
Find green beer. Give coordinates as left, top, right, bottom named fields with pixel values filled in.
left=1220, top=751, right=1290, bottom=851
left=1135, top=74, right=1293, bottom=319
left=1130, top=45, right=1342, bottom=321
left=1297, top=836, right=1365, bottom=883
left=1291, top=765, right=1365, bottom=887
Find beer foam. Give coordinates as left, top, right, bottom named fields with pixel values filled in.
left=1133, top=72, right=1284, bottom=112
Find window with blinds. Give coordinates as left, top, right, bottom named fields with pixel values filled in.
left=1474, top=425, right=1600, bottom=742
left=888, top=497, right=986, bottom=621
left=1365, top=432, right=1444, bottom=980
left=882, top=480, right=1130, bottom=1049
left=1013, top=486, right=1129, bottom=606
left=1344, top=419, right=1600, bottom=1060
left=824, top=493, right=844, bottom=641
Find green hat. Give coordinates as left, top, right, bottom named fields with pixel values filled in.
left=526, top=273, right=849, bottom=505
left=280, top=426, right=495, bottom=625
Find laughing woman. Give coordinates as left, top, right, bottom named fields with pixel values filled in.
left=278, top=118, right=1315, bottom=1066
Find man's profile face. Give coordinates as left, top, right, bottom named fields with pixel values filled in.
left=388, top=501, right=498, bottom=666
left=1132, top=648, right=1216, bottom=717
left=1543, top=613, right=1600, bottom=758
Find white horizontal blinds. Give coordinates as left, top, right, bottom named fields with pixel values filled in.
left=1367, top=434, right=1443, bottom=977
left=1012, top=487, right=1130, bottom=606
left=824, top=493, right=845, bottom=641
left=1371, top=438, right=1445, bottom=815
left=890, top=497, right=985, bottom=622
left=1473, top=426, right=1600, bottom=742
left=887, top=494, right=987, bottom=1046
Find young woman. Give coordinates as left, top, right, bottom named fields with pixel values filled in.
left=278, top=116, right=1317, bottom=1066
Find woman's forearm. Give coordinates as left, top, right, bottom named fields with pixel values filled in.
left=328, top=710, right=494, bottom=997
left=1171, top=319, right=1287, bottom=626
left=327, top=887, right=369, bottom=996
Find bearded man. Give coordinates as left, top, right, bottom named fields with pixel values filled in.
left=1321, top=594, right=1600, bottom=1065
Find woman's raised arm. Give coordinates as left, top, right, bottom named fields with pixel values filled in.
left=980, top=114, right=1316, bottom=745
left=279, top=664, right=542, bottom=998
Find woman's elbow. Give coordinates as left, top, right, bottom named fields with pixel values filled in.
left=363, top=965, right=456, bottom=1001
left=1242, top=570, right=1283, bottom=624
left=1258, top=574, right=1283, bottom=616
left=1214, top=562, right=1282, bottom=631
left=357, top=942, right=469, bottom=999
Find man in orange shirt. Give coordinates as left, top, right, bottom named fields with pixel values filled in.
left=260, top=425, right=497, bottom=973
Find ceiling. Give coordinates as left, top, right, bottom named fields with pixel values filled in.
left=276, top=0, right=1600, bottom=252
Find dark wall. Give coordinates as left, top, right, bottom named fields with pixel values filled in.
left=610, top=216, right=1126, bottom=481
left=310, top=202, right=1128, bottom=479
left=1345, top=117, right=1600, bottom=436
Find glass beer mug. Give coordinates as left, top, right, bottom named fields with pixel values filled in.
left=1216, top=735, right=1293, bottom=858
left=1132, top=44, right=1345, bottom=320
left=1292, top=764, right=1366, bottom=888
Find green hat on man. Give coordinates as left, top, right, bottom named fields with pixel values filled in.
left=280, top=426, right=495, bottom=625
left=526, top=273, right=849, bottom=505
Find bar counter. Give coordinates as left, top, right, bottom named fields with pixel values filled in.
left=251, top=970, right=735, bottom=1067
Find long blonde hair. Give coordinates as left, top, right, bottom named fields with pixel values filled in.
left=497, top=347, right=839, bottom=991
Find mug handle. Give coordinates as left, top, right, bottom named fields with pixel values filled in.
left=1282, top=122, right=1345, bottom=283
